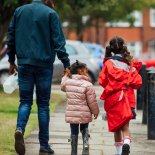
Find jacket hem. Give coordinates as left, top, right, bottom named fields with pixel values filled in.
left=17, top=58, right=53, bottom=68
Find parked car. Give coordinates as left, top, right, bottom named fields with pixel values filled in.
left=0, top=44, right=7, bottom=59
left=0, top=40, right=100, bottom=85
left=0, top=53, right=9, bottom=85
left=84, top=43, right=105, bottom=69
left=53, top=40, right=100, bottom=83
left=139, top=52, right=155, bottom=68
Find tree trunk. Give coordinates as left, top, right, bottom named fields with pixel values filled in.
left=76, top=16, right=83, bottom=41
left=95, top=18, right=100, bottom=44
left=0, top=22, right=9, bottom=49
left=95, top=18, right=106, bottom=47
left=101, top=21, right=106, bottom=47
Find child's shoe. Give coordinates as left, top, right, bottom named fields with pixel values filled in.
left=39, top=145, right=54, bottom=155
left=81, top=128, right=89, bottom=155
left=121, top=144, right=130, bottom=155
left=71, top=135, right=78, bottom=155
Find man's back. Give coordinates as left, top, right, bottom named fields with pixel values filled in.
left=15, top=1, right=56, bottom=66
left=7, top=0, right=69, bottom=68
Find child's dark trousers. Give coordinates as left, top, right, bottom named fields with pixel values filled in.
left=70, top=123, right=89, bottom=135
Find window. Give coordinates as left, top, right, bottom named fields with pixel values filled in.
left=65, top=44, right=78, bottom=55
left=150, top=9, right=155, bottom=27
left=131, top=11, right=143, bottom=27
left=148, top=40, right=155, bottom=52
left=127, top=42, right=142, bottom=58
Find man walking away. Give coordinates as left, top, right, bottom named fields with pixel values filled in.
left=7, top=0, right=70, bottom=154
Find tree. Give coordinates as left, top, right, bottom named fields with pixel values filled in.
left=56, top=0, right=154, bottom=41
left=84, top=0, right=151, bottom=43
left=0, top=0, right=31, bottom=48
left=56, top=0, right=90, bottom=40
left=0, top=0, right=155, bottom=47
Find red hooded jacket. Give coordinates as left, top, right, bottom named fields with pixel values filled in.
left=99, top=58, right=142, bottom=109
left=99, top=58, right=142, bottom=132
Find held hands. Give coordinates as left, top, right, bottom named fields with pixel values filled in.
left=64, top=68, right=71, bottom=77
left=9, top=63, right=18, bottom=75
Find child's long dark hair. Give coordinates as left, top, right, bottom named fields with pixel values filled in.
left=70, top=60, right=86, bottom=74
left=105, top=36, right=133, bottom=65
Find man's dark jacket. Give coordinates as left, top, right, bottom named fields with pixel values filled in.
left=7, top=0, right=70, bottom=68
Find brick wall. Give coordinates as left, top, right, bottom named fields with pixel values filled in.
left=105, top=27, right=142, bottom=43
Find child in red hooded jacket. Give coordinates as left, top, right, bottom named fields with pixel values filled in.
left=98, top=36, right=142, bottom=155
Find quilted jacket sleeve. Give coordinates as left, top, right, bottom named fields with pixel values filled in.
left=61, top=76, right=69, bottom=92
left=86, top=85, right=99, bottom=115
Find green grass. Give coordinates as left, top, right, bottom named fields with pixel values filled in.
left=0, top=90, right=65, bottom=155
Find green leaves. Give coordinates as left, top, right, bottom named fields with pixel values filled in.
left=0, top=0, right=155, bottom=43
left=0, top=0, right=31, bottom=24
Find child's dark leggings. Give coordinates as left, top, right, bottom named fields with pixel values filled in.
left=70, top=123, right=89, bottom=135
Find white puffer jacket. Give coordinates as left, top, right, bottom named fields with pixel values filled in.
left=61, top=75, right=99, bottom=124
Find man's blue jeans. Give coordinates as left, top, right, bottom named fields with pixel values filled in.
left=17, top=64, right=53, bottom=148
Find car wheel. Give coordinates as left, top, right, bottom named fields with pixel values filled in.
left=0, top=71, right=9, bottom=85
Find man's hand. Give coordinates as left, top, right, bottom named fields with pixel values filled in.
left=64, top=68, right=71, bottom=77
left=94, top=114, right=98, bottom=119
left=9, top=63, right=18, bottom=74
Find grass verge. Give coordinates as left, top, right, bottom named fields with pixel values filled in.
left=0, top=90, right=65, bottom=155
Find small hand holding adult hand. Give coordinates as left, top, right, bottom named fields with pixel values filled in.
left=9, top=63, right=18, bottom=75
left=64, top=68, right=71, bottom=77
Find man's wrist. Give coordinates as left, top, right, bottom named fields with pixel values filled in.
left=9, top=62, right=15, bottom=65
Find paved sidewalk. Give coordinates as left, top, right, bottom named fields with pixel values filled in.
left=25, top=85, right=155, bottom=155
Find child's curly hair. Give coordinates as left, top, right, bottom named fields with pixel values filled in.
left=105, top=36, right=133, bottom=65
left=70, top=60, right=87, bottom=74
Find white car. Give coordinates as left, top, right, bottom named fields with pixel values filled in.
left=53, top=40, right=100, bottom=83
left=0, top=54, right=10, bottom=85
